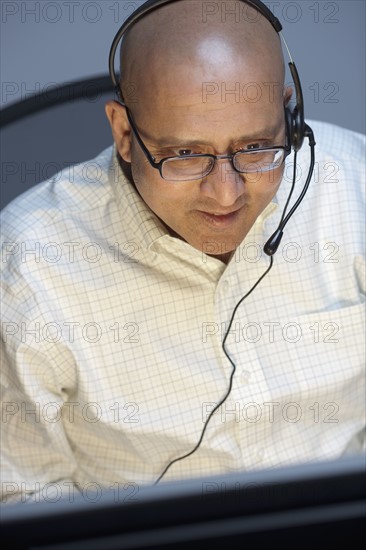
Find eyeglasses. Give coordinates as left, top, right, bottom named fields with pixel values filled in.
left=125, top=108, right=291, bottom=182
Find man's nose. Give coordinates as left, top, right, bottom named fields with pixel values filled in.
left=200, top=159, right=245, bottom=206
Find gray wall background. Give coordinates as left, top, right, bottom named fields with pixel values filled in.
left=1, top=0, right=365, bottom=207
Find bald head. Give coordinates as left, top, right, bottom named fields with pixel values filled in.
left=119, top=0, right=285, bottom=111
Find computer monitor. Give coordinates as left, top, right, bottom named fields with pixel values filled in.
left=1, top=454, right=365, bottom=549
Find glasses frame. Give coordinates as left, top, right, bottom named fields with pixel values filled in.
left=125, top=107, right=291, bottom=182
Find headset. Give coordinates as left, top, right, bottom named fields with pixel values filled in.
left=108, top=0, right=316, bottom=483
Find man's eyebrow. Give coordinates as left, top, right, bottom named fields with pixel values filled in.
left=150, top=128, right=281, bottom=148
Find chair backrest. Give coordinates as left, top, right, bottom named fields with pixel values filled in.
left=1, top=76, right=115, bottom=210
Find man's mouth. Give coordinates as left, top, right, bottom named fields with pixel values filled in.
left=197, top=207, right=242, bottom=226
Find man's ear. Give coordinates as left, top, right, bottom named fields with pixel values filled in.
left=284, top=86, right=293, bottom=107
left=105, top=100, right=132, bottom=162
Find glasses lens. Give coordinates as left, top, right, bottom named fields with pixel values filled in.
left=161, top=156, right=214, bottom=181
left=234, top=148, right=284, bottom=173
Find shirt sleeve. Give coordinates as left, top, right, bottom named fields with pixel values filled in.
left=1, top=278, right=80, bottom=505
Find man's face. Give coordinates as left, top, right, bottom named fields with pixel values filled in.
left=109, top=39, right=289, bottom=260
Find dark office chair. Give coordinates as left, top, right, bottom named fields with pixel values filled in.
left=0, top=75, right=116, bottom=209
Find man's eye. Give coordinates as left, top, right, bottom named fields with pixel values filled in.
left=234, top=143, right=261, bottom=153
left=177, top=149, right=194, bottom=156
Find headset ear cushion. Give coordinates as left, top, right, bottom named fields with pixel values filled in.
left=292, top=104, right=305, bottom=152
left=284, top=106, right=294, bottom=150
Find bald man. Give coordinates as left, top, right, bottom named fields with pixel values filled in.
left=106, top=1, right=291, bottom=263
left=1, top=0, right=365, bottom=504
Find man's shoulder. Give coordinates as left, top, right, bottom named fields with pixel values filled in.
left=0, top=146, right=115, bottom=242
left=296, top=120, right=365, bottom=209
left=307, top=120, right=365, bottom=160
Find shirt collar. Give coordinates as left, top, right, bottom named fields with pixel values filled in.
left=109, top=144, right=168, bottom=250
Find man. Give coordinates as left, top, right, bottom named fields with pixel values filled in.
left=1, top=0, right=365, bottom=504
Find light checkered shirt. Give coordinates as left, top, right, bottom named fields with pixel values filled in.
left=1, top=120, right=365, bottom=504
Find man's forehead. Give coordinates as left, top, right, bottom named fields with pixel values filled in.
left=131, top=93, right=285, bottom=150
left=144, top=125, right=283, bottom=148
left=125, top=75, right=286, bottom=123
